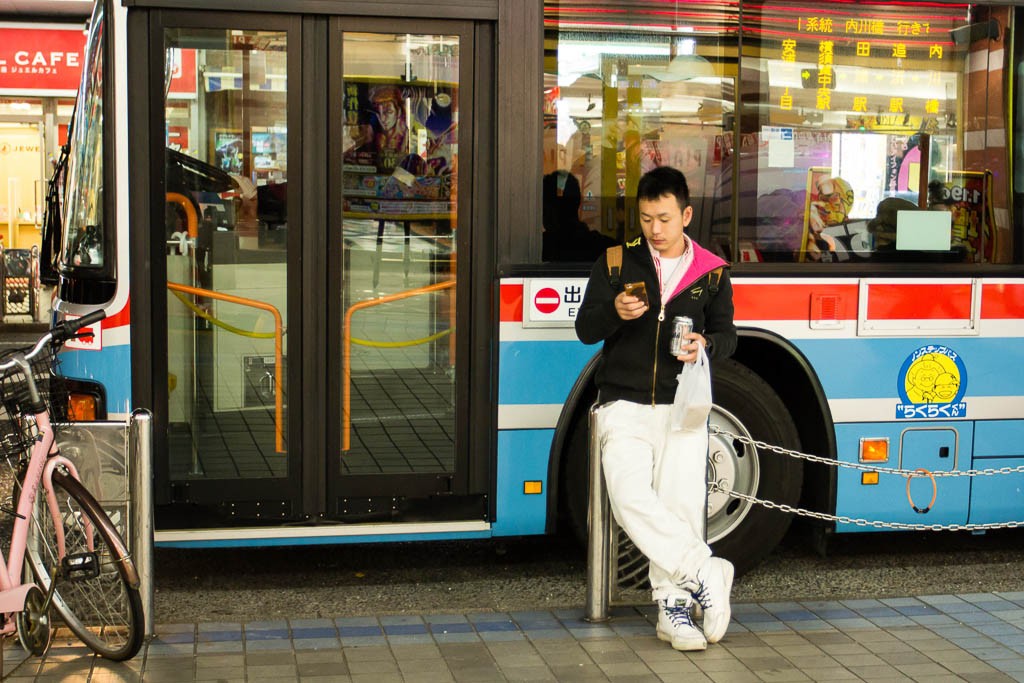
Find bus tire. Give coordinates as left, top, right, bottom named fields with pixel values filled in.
left=708, top=359, right=803, bottom=576
left=562, top=402, right=593, bottom=547
left=561, top=359, right=803, bottom=579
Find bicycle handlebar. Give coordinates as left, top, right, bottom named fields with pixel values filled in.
left=50, top=309, right=106, bottom=345
left=0, top=309, right=107, bottom=373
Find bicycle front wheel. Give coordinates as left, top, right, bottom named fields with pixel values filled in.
left=25, top=467, right=144, bottom=660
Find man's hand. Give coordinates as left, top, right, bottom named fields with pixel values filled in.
left=615, top=291, right=648, bottom=320
left=675, top=333, right=707, bottom=363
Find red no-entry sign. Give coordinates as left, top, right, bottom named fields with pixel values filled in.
left=534, top=287, right=561, bottom=314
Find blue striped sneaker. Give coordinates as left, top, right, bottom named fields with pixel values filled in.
left=656, top=596, right=707, bottom=652
left=691, top=556, right=734, bottom=643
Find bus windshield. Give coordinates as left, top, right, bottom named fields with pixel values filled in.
left=61, top=0, right=105, bottom=270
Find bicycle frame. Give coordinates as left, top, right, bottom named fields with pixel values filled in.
left=0, top=405, right=92, bottom=634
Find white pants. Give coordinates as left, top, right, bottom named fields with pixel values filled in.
left=595, top=400, right=710, bottom=602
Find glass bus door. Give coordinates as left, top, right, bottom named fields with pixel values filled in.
left=161, top=18, right=296, bottom=523
left=155, top=13, right=483, bottom=529
left=327, top=20, right=479, bottom=523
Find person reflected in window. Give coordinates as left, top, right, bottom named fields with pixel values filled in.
left=542, top=170, right=617, bottom=262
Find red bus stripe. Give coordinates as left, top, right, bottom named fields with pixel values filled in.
left=501, top=281, right=1024, bottom=324
left=501, top=284, right=524, bottom=322
left=103, top=296, right=131, bottom=328
left=982, top=283, right=1024, bottom=319
left=733, top=283, right=858, bottom=320
left=865, top=283, right=971, bottom=320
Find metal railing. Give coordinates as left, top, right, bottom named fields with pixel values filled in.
left=131, top=410, right=154, bottom=638
left=585, top=404, right=613, bottom=622
left=166, top=281, right=285, bottom=454
left=341, top=279, right=456, bottom=452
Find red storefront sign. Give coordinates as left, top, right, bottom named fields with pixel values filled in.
left=167, top=48, right=197, bottom=98
left=0, top=24, right=88, bottom=95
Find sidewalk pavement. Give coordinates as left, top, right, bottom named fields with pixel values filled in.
left=3, top=591, right=1024, bottom=681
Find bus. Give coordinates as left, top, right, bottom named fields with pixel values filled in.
left=43, top=0, right=1024, bottom=576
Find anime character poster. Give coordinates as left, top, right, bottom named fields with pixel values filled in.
left=214, top=131, right=244, bottom=174
left=800, top=166, right=854, bottom=262
left=342, top=79, right=457, bottom=217
left=927, top=171, right=995, bottom=263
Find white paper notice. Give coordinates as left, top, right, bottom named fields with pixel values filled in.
left=764, top=126, right=795, bottom=168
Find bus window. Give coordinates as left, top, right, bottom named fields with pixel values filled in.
left=740, top=2, right=1012, bottom=265
left=61, top=0, right=106, bottom=277
left=541, top=3, right=739, bottom=263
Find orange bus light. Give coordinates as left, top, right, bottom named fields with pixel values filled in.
left=523, top=481, right=543, bottom=495
left=861, top=471, right=879, bottom=485
left=68, top=394, right=97, bottom=421
left=859, top=437, right=889, bottom=463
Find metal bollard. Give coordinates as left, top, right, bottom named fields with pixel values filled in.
left=130, top=409, right=155, bottom=638
left=584, top=404, right=611, bottom=622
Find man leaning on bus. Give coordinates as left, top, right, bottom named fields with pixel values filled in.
left=575, top=165, right=738, bottom=652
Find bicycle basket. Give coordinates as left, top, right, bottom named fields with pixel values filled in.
left=0, top=344, right=68, bottom=460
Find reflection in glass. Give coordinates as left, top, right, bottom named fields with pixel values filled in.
left=62, top=0, right=105, bottom=269
left=543, top=1, right=1015, bottom=266
left=542, top=5, right=738, bottom=258
left=163, top=28, right=290, bottom=482
left=742, top=2, right=1007, bottom=264
left=341, top=32, right=459, bottom=476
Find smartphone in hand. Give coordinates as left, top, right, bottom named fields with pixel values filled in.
left=623, top=281, right=649, bottom=307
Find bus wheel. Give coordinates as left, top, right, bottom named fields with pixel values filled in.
left=708, top=359, right=803, bottom=576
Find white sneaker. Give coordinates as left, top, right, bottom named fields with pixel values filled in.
left=692, top=557, right=734, bottom=643
left=656, top=597, right=707, bottom=652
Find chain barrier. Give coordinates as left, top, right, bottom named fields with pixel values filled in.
left=708, top=424, right=1024, bottom=532
left=710, top=424, right=1024, bottom=479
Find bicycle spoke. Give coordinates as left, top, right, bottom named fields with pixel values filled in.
left=24, top=473, right=142, bottom=659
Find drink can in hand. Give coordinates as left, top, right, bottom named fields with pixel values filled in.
left=669, top=316, right=693, bottom=356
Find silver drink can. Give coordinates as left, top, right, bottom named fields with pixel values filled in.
left=669, top=316, right=693, bottom=356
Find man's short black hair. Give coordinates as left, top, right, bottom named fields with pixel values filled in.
left=636, top=166, right=690, bottom=211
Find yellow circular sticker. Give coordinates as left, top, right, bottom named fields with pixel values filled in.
left=896, top=346, right=968, bottom=419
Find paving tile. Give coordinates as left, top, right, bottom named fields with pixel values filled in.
left=500, top=665, right=557, bottom=681
left=5, top=593, right=1024, bottom=682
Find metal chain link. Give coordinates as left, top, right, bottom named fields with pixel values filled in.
left=709, top=481, right=1024, bottom=532
left=710, top=424, right=1024, bottom=479
left=708, top=425, right=1024, bottom=531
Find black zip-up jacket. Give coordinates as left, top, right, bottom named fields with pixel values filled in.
left=575, top=237, right=737, bottom=405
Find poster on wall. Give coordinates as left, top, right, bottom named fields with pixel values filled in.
left=342, top=79, right=457, bottom=218
left=928, top=170, right=996, bottom=263
left=213, top=131, right=243, bottom=174
left=800, top=166, right=854, bottom=263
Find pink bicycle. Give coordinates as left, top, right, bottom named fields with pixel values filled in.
left=0, top=310, right=143, bottom=660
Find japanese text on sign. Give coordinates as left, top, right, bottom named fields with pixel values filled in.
left=523, top=279, right=589, bottom=328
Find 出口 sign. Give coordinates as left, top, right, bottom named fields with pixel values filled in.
left=523, top=279, right=589, bottom=328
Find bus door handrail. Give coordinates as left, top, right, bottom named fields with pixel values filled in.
left=342, top=279, right=456, bottom=452
left=167, top=281, right=285, bottom=454
left=166, top=192, right=198, bottom=239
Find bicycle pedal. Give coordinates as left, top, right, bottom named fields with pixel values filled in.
left=62, top=552, right=99, bottom=581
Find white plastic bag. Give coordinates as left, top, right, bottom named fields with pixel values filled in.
left=671, top=346, right=712, bottom=432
